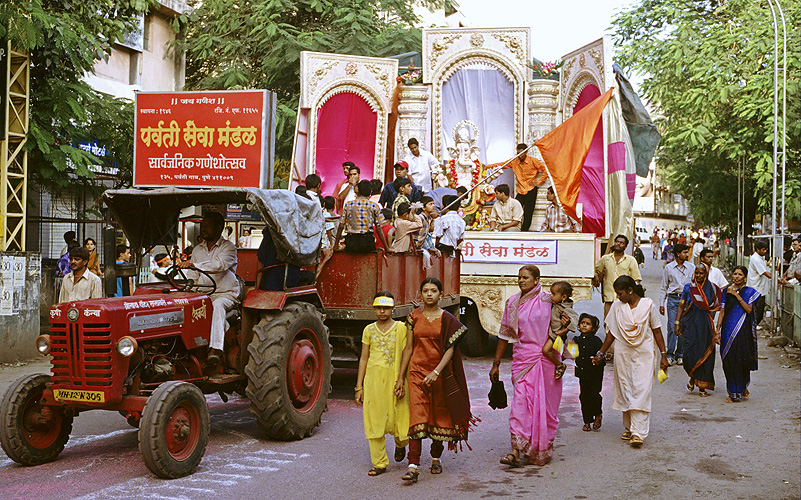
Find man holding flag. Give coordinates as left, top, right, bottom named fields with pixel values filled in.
left=486, top=143, right=547, bottom=232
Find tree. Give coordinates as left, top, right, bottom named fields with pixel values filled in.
left=613, top=0, right=800, bottom=235
left=0, top=0, right=151, bottom=199
left=172, top=0, right=443, bottom=160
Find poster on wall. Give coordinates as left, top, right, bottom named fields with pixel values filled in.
left=134, top=90, right=276, bottom=189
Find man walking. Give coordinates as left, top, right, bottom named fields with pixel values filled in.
left=486, top=143, right=547, bottom=231
left=747, top=241, right=771, bottom=327
left=700, top=248, right=727, bottom=289
left=404, top=138, right=439, bottom=193
left=658, top=243, right=695, bottom=365
left=59, top=246, right=102, bottom=303
left=177, top=211, right=240, bottom=368
left=594, top=234, right=642, bottom=318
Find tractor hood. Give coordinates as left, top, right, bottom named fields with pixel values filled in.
left=103, top=187, right=324, bottom=267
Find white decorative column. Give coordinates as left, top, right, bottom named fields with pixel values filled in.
left=395, top=84, right=431, bottom=167
left=527, top=78, right=559, bottom=231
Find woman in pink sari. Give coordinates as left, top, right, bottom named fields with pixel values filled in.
left=489, top=265, right=566, bottom=466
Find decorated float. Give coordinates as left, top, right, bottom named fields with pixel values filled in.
left=291, top=29, right=656, bottom=355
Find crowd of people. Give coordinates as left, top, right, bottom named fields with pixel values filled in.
left=291, top=139, right=581, bottom=261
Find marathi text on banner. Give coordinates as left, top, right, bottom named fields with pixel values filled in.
left=462, top=239, right=558, bottom=265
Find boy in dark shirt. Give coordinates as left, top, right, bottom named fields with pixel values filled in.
left=575, top=313, right=604, bottom=431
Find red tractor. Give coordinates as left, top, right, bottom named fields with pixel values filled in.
left=0, top=187, right=460, bottom=478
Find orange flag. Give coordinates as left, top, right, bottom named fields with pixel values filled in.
left=535, top=88, right=613, bottom=221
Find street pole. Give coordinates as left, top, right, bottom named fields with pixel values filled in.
left=765, top=0, right=786, bottom=336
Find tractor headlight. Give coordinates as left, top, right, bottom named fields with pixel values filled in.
left=116, top=336, right=138, bottom=357
left=35, top=335, right=50, bottom=355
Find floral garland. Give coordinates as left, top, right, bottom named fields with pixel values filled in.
left=446, top=159, right=482, bottom=189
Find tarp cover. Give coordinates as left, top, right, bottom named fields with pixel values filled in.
left=102, top=187, right=323, bottom=267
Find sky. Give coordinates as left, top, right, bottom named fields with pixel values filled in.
left=453, top=0, right=638, bottom=63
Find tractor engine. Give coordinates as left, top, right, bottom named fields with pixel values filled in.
left=44, top=291, right=213, bottom=406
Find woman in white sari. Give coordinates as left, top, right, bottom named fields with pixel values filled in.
left=593, top=276, right=669, bottom=447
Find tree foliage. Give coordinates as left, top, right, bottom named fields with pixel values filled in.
left=613, top=0, right=800, bottom=233
left=173, top=0, right=442, bottom=160
left=1, top=0, right=152, bottom=198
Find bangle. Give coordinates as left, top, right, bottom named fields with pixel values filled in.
left=674, top=321, right=680, bottom=325
left=432, top=369, right=440, bottom=376
left=354, top=387, right=362, bottom=391
left=492, top=360, right=501, bottom=367
left=660, top=351, right=667, bottom=355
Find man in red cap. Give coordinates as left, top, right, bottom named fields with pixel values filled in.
left=378, top=161, right=424, bottom=209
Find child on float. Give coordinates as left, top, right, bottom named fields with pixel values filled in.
left=542, top=281, right=578, bottom=379
left=355, top=292, right=410, bottom=476
left=574, top=313, right=604, bottom=431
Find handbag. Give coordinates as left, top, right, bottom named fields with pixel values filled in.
left=488, top=377, right=507, bottom=410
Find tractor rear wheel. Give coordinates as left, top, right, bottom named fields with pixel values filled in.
left=245, top=302, right=332, bottom=440
left=0, top=374, right=73, bottom=466
left=139, top=381, right=209, bottom=479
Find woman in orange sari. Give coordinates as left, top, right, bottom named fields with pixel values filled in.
left=397, top=277, right=474, bottom=483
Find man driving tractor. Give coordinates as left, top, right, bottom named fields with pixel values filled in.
left=176, top=211, right=240, bottom=368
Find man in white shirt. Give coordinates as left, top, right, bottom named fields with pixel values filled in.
left=700, top=248, right=727, bottom=289
left=434, top=195, right=465, bottom=257
left=658, top=243, right=695, bottom=365
left=404, top=137, right=439, bottom=193
left=747, top=241, right=771, bottom=326
left=59, top=246, right=102, bottom=303
left=691, top=237, right=705, bottom=265
left=177, top=211, right=240, bottom=368
left=338, top=165, right=360, bottom=209
left=488, top=184, right=523, bottom=231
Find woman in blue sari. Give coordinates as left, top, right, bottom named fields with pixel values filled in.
left=675, top=263, right=720, bottom=396
left=715, top=265, right=760, bottom=402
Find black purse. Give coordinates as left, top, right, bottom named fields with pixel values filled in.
left=488, top=377, right=508, bottom=410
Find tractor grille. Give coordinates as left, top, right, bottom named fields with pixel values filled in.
left=50, top=322, right=114, bottom=387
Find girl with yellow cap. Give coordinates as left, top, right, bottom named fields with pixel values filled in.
left=355, top=291, right=410, bottom=476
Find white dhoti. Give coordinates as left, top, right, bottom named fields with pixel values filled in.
left=209, top=292, right=238, bottom=350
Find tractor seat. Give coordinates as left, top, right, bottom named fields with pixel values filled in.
left=225, top=275, right=247, bottom=323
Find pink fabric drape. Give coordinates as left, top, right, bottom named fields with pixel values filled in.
left=502, top=289, right=562, bottom=463
left=574, top=85, right=605, bottom=237
left=315, top=92, right=377, bottom=197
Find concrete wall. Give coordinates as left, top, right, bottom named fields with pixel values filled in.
left=141, top=13, right=181, bottom=91
left=0, top=252, right=42, bottom=362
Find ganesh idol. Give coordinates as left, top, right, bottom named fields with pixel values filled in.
left=433, top=120, right=496, bottom=228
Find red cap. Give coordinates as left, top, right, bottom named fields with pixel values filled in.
left=394, top=160, right=409, bottom=170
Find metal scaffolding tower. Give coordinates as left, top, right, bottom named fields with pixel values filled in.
left=0, top=42, right=29, bottom=251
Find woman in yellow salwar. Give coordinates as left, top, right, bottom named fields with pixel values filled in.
left=355, top=291, right=410, bottom=476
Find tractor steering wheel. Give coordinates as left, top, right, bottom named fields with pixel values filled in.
left=165, top=265, right=217, bottom=295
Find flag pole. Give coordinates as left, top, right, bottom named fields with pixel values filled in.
left=446, top=144, right=537, bottom=208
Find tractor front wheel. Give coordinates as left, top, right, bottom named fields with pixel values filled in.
left=0, top=374, right=73, bottom=466
left=139, top=381, right=209, bottom=478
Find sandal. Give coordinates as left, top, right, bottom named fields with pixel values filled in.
left=725, top=397, right=738, bottom=403
left=394, top=447, right=406, bottom=462
left=629, top=435, right=644, bottom=447
left=592, top=414, right=602, bottom=430
left=621, top=430, right=632, bottom=440
left=699, top=390, right=710, bottom=397
left=687, top=379, right=694, bottom=392
left=554, top=363, right=567, bottom=380
left=743, top=389, right=750, bottom=400
left=500, top=453, right=521, bottom=467
left=401, top=467, right=419, bottom=483
left=368, top=467, right=387, bottom=476
left=582, top=424, right=592, bottom=432
left=430, top=459, right=442, bottom=474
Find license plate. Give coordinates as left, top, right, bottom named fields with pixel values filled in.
left=53, top=389, right=105, bottom=404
